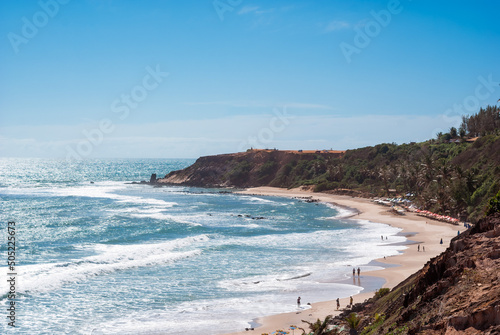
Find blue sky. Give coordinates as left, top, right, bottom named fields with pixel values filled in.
left=1, top=0, right=499, bottom=158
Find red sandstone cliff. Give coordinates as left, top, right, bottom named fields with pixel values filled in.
left=157, top=150, right=343, bottom=188
left=333, top=213, right=500, bottom=334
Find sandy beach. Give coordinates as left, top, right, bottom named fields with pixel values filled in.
left=225, top=187, right=465, bottom=335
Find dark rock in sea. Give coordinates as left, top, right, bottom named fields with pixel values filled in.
left=150, top=173, right=157, bottom=184
left=128, top=179, right=159, bottom=185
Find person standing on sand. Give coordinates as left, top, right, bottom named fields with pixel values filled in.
left=350, top=296, right=353, bottom=306
left=297, top=296, right=301, bottom=308
left=357, top=267, right=360, bottom=277
left=336, top=298, right=340, bottom=310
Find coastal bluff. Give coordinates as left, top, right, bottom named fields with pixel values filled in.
left=157, top=149, right=344, bottom=188
left=154, top=133, right=500, bottom=223
left=333, top=212, right=500, bottom=334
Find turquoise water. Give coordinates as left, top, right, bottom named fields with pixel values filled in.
left=0, top=158, right=406, bottom=334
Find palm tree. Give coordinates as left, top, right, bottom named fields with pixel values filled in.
left=327, top=162, right=343, bottom=182
left=396, top=161, right=413, bottom=193
left=434, top=163, right=452, bottom=213
left=300, top=315, right=339, bottom=335
left=378, top=166, right=393, bottom=195
left=345, top=313, right=361, bottom=335
left=459, top=127, right=466, bottom=138
left=449, top=127, right=458, bottom=138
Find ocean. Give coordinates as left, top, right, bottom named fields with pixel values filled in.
left=0, top=158, right=406, bottom=335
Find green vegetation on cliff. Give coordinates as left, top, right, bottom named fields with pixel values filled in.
left=160, top=106, right=500, bottom=223
left=284, top=133, right=499, bottom=222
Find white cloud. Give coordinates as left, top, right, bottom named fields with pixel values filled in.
left=287, top=103, right=333, bottom=110
left=182, top=101, right=333, bottom=110
left=0, top=114, right=458, bottom=159
left=325, top=20, right=350, bottom=32
left=238, top=5, right=275, bottom=15
left=238, top=6, right=260, bottom=15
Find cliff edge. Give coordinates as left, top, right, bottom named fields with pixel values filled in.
left=333, top=212, right=500, bottom=334
left=157, top=149, right=343, bottom=188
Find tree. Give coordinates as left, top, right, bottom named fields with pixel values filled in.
left=449, top=127, right=457, bottom=138
left=300, top=315, right=340, bottom=335
left=442, top=133, right=452, bottom=142
left=460, top=105, right=500, bottom=137
left=378, top=166, right=394, bottom=195
left=486, top=190, right=500, bottom=216
left=345, top=313, right=361, bottom=335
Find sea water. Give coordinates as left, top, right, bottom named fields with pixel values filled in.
left=0, top=158, right=406, bottom=335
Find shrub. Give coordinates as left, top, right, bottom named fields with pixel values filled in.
left=257, top=161, right=277, bottom=179
left=228, top=160, right=251, bottom=185
left=374, top=288, right=390, bottom=299
left=486, top=190, right=500, bottom=216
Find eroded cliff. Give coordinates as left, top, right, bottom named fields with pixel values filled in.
left=157, top=149, right=343, bottom=188
left=334, top=213, right=500, bottom=334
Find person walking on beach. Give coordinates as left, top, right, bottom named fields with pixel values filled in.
left=357, top=267, right=360, bottom=277
left=353, top=268, right=355, bottom=276
left=418, top=244, right=420, bottom=252
left=297, top=296, right=301, bottom=308
left=350, top=296, right=353, bottom=306
left=336, top=298, right=340, bottom=310
left=440, top=238, right=443, bottom=244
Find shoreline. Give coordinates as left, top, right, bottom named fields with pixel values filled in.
left=224, top=186, right=464, bottom=335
